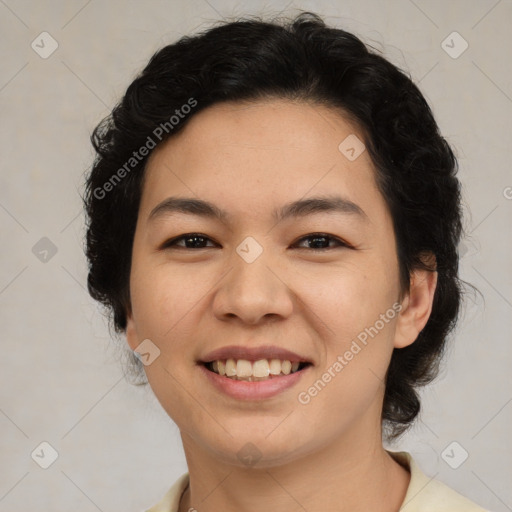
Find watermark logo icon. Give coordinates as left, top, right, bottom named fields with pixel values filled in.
left=237, top=442, right=262, bottom=466
left=32, top=237, right=58, bottom=263
left=31, top=32, right=59, bottom=59
left=441, top=32, right=468, bottom=59
left=441, top=441, right=469, bottom=469
left=31, top=441, right=59, bottom=469
left=134, top=339, right=161, bottom=366
left=236, top=236, right=263, bottom=263
left=338, top=134, right=366, bottom=161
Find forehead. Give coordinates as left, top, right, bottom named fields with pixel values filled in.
left=149, top=98, right=366, bottom=163
left=141, top=98, right=386, bottom=225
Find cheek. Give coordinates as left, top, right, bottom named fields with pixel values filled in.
left=129, top=263, right=207, bottom=425
left=297, top=313, right=395, bottom=433
left=295, top=263, right=397, bottom=397
left=131, top=259, right=207, bottom=332
left=297, top=261, right=396, bottom=340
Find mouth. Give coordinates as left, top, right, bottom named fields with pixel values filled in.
left=202, top=358, right=312, bottom=382
left=197, top=345, right=314, bottom=400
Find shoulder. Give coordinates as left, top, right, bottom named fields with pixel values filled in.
left=144, top=472, right=190, bottom=512
left=389, top=451, right=490, bottom=512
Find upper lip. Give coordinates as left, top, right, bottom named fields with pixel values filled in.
left=199, top=345, right=313, bottom=364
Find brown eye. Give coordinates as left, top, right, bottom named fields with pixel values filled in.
left=160, top=233, right=350, bottom=251
left=293, top=233, right=349, bottom=251
left=162, top=233, right=217, bottom=249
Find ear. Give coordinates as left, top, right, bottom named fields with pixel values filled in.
left=125, top=311, right=140, bottom=352
left=394, top=253, right=438, bottom=349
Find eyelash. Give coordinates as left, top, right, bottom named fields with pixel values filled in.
left=161, top=232, right=350, bottom=251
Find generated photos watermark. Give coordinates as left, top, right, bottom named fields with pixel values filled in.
left=297, top=301, right=403, bottom=405
left=93, top=97, right=198, bottom=200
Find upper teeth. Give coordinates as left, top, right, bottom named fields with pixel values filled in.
left=211, top=359, right=301, bottom=379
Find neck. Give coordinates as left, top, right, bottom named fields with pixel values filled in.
left=178, top=424, right=410, bottom=512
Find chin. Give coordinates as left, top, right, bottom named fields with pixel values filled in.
left=197, top=427, right=312, bottom=469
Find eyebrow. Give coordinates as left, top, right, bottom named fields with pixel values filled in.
left=148, top=195, right=369, bottom=225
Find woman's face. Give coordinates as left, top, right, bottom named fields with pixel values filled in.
left=126, top=98, right=417, bottom=467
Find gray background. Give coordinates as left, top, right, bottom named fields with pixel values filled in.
left=1, top=1, right=511, bottom=511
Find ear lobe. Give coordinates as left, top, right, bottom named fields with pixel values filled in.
left=125, top=312, right=140, bottom=352
left=394, top=254, right=438, bottom=349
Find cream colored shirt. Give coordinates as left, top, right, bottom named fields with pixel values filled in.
left=145, top=451, right=489, bottom=511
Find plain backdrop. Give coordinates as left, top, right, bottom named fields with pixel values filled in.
left=1, top=1, right=511, bottom=511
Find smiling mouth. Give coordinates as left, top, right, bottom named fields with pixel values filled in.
left=203, top=358, right=311, bottom=381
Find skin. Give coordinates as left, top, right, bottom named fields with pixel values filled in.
left=125, top=98, right=438, bottom=512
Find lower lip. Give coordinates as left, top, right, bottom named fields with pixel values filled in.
left=198, top=364, right=310, bottom=400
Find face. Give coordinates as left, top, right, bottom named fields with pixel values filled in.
left=125, top=98, right=426, bottom=468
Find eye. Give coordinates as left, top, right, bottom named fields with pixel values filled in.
left=161, top=233, right=217, bottom=249
left=161, top=232, right=350, bottom=251
left=293, top=233, right=350, bottom=251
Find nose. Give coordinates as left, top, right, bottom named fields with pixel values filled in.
left=212, top=247, right=294, bottom=326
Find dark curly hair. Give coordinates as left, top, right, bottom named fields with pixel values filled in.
left=83, top=11, right=471, bottom=441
